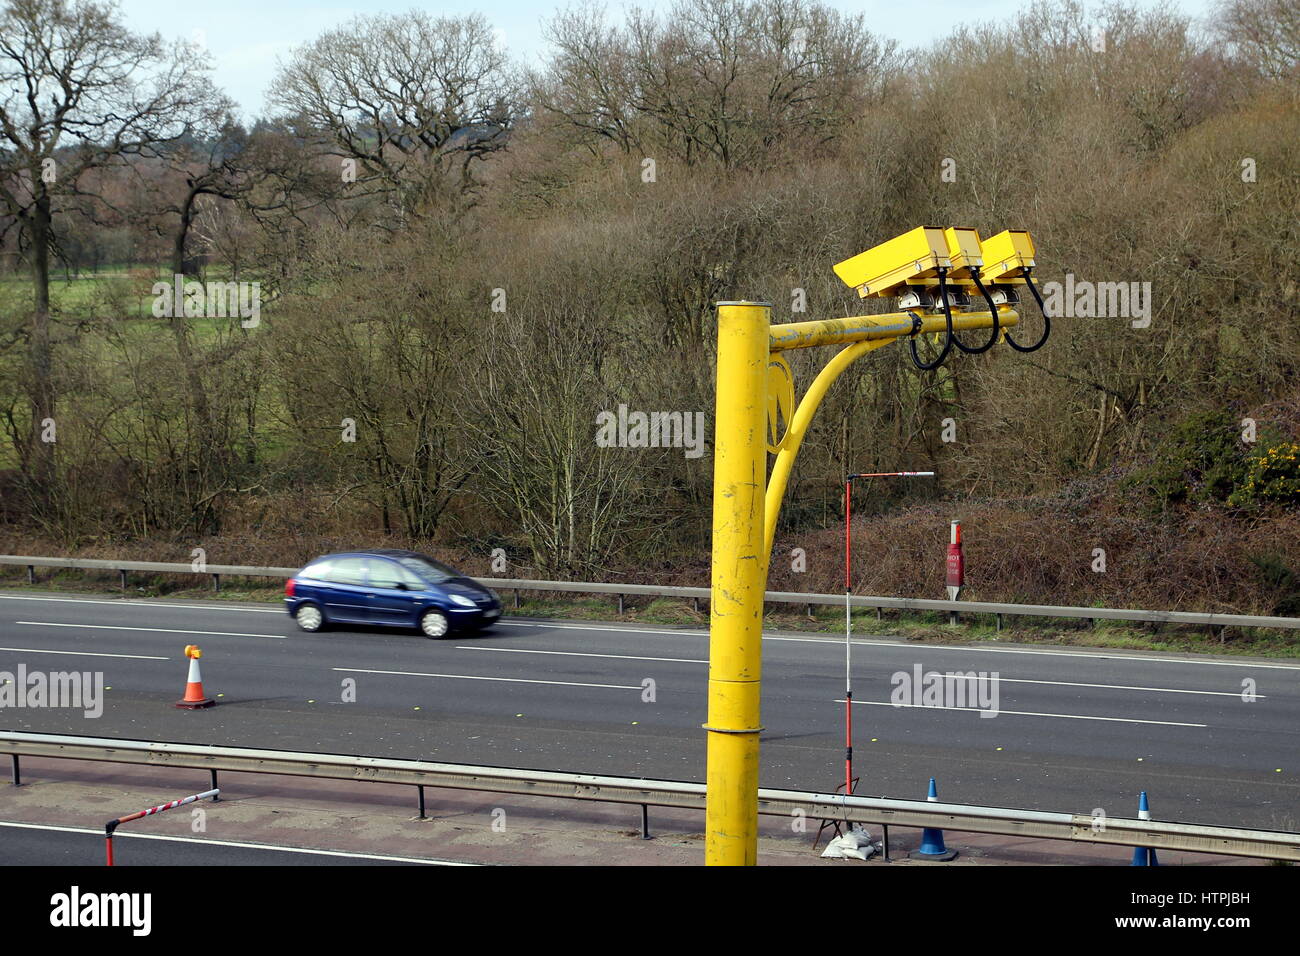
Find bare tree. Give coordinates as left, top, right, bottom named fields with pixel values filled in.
left=1214, top=0, right=1300, bottom=80
left=537, top=0, right=897, bottom=168
left=0, top=0, right=221, bottom=508
left=269, top=12, right=519, bottom=222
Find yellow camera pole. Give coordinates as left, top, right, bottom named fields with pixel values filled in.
left=705, top=301, right=771, bottom=867
left=706, top=309, right=1022, bottom=866
left=706, top=228, right=1041, bottom=866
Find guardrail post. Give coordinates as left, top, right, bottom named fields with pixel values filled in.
left=119, top=569, right=127, bottom=590
left=10, top=754, right=19, bottom=786
left=26, top=564, right=34, bottom=584
left=513, top=589, right=520, bottom=609
left=617, top=594, right=624, bottom=614
left=876, top=607, right=882, bottom=621
left=212, top=573, right=220, bottom=592
left=996, top=613, right=1003, bottom=633
left=210, top=770, right=219, bottom=799
left=693, top=597, right=700, bottom=613
left=806, top=603, right=814, bottom=619
left=881, top=823, right=889, bottom=861
left=949, top=608, right=959, bottom=626
left=641, top=804, right=651, bottom=840
left=417, top=785, right=426, bottom=820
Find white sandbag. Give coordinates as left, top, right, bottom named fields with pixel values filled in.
left=820, top=825, right=877, bottom=860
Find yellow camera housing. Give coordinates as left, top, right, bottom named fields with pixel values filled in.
left=979, top=230, right=1036, bottom=283
left=832, top=226, right=952, bottom=298
left=942, top=227, right=985, bottom=282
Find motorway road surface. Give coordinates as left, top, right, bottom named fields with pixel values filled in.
left=0, top=589, right=1295, bottom=830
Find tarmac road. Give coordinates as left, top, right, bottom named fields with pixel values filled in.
left=0, top=589, right=1295, bottom=830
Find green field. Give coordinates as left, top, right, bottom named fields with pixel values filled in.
left=0, top=264, right=281, bottom=470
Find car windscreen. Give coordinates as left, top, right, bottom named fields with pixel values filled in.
left=398, top=556, right=458, bottom=584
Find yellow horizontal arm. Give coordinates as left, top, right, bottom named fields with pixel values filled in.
left=769, top=308, right=1018, bottom=352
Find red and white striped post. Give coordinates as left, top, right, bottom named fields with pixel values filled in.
left=843, top=471, right=935, bottom=798
left=105, top=788, right=219, bottom=865
left=946, top=520, right=965, bottom=624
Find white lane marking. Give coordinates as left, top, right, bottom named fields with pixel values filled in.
left=0, top=646, right=168, bottom=661
left=774, top=634, right=1300, bottom=670
left=499, top=620, right=1300, bottom=671
left=0, top=594, right=281, bottom=613
left=455, top=645, right=707, bottom=664
left=994, top=677, right=1264, bottom=698
left=841, top=699, right=1208, bottom=728
left=463, top=648, right=1252, bottom=698
left=0, top=821, right=474, bottom=865
left=497, top=621, right=698, bottom=637
left=334, top=667, right=640, bottom=690
left=16, top=622, right=285, bottom=639
left=4, top=592, right=1295, bottom=671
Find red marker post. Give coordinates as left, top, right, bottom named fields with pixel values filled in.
left=105, top=789, right=219, bottom=866
left=946, top=520, right=964, bottom=624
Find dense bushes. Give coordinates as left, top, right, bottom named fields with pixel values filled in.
left=0, top=0, right=1297, bottom=603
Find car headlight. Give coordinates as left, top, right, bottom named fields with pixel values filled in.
left=449, top=594, right=476, bottom=608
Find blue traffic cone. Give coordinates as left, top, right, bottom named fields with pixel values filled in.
left=909, top=778, right=958, bottom=861
left=1130, top=791, right=1159, bottom=866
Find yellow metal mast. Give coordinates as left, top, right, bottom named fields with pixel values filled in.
left=705, top=228, right=1047, bottom=865
left=704, top=301, right=771, bottom=866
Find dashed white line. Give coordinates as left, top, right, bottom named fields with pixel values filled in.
left=15, top=622, right=285, bottom=639
left=455, top=645, right=707, bottom=664
left=334, top=666, right=640, bottom=690
left=774, top=633, right=1300, bottom=670
left=0, top=646, right=168, bottom=660
left=499, top=620, right=1300, bottom=670
left=842, top=699, right=1208, bottom=727
left=3, top=592, right=1295, bottom=672
left=993, top=677, right=1264, bottom=698
left=0, top=594, right=281, bottom=613
left=497, top=621, right=699, bottom=637
left=461, top=648, right=1250, bottom=697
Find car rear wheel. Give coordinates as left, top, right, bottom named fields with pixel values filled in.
left=420, top=608, right=449, bottom=639
left=295, top=603, right=325, bottom=632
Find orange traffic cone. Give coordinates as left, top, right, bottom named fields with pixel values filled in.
left=175, top=645, right=214, bottom=709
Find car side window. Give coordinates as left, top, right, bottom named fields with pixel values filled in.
left=327, top=558, right=367, bottom=587
left=368, top=559, right=406, bottom=590
left=302, top=561, right=332, bottom=580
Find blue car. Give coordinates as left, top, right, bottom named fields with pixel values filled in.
left=284, top=549, right=502, bottom=638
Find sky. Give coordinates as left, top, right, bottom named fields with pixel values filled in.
left=117, top=0, right=1221, bottom=120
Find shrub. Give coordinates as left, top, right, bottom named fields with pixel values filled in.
left=1230, top=442, right=1300, bottom=508
left=1125, top=411, right=1246, bottom=508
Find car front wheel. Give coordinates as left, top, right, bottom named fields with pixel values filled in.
left=295, top=603, right=325, bottom=633
left=420, top=608, right=450, bottom=639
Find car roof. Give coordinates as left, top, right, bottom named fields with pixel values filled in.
left=310, top=549, right=429, bottom=562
